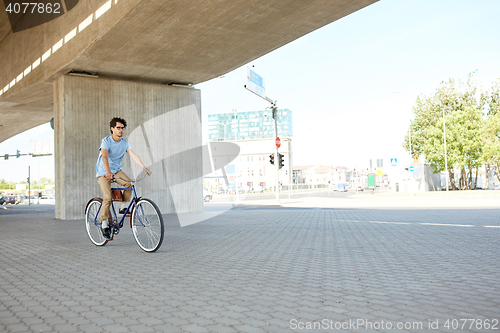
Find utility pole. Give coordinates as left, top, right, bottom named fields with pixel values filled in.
left=233, top=119, right=240, bottom=203
left=28, top=166, right=31, bottom=206
left=442, top=107, right=451, bottom=198
left=272, top=103, right=280, bottom=204
left=244, top=67, right=281, bottom=205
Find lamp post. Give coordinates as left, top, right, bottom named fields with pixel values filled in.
left=409, top=122, right=413, bottom=195
left=233, top=118, right=240, bottom=203
left=218, top=119, right=239, bottom=202
left=409, top=123, right=412, bottom=162
left=220, top=122, right=231, bottom=141
left=219, top=75, right=240, bottom=202
left=442, top=107, right=452, bottom=198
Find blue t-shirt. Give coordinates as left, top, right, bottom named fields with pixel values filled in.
left=95, top=136, right=131, bottom=177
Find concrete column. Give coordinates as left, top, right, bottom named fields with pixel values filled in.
left=54, top=75, right=202, bottom=220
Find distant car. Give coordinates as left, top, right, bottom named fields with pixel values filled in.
left=4, top=196, right=16, bottom=204
left=357, top=186, right=364, bottom=192
left=16, top=195, right=26, bottom=204
left=22, top=195, right=37, bottom=204
left=203, top=189, right=213, bottom=202
left=333, top=183, right=347, bottom=192
left=39, top=196, right=55, bottom=204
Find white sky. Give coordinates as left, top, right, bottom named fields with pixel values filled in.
left=1, top=0, right=499, bottom=182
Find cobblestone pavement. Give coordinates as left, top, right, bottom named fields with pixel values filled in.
left=0, top=202, right=499, bottom=333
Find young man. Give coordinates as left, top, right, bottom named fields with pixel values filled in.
left=96, top=117, right=151, bottom=240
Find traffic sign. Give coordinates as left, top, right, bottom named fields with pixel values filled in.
left=409, top=166, right=415, bottom=172
left=275, top=137, right=281, bottom=148
left=246, top=67, right=266, bottom=100
left=391, top=158, right=397, bottom=166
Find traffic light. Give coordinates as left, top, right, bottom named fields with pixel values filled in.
left=278, top=153, right=284, bottom=169
left=4, top=154, right=8, bottom=160
left=16, top=150, right=20, bottom=158
left=269, top=154, right=274, bottom=165
left=27, top=177, right=30, bottom=184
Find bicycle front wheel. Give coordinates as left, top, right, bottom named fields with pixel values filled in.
left=131, top=198, right=164, bottom=252
left=85, top=198, right=108, bottom=246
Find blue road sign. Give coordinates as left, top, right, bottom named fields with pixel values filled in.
left=226, top=164, right=235, bottom=174
left=391, top=158, right=397, bottom=166
left=246, top=67, right=266, bottom=99
left=409, top=165, right=415, bottom=172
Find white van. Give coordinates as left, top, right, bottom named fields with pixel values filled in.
left=203, top=188, right=213, bottom=202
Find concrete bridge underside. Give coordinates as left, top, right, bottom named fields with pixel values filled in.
left=0, top=0, right=376, bottom=141
left=0, top=0, right=376, bottom=219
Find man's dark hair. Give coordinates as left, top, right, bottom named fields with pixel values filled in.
left=110, top=117, right=127, bottom=134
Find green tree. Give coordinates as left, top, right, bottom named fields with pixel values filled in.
left=403, top=78, right=459, bottom=188
left=482, top=112, right=500, bottom=184
left=403, top=73, right=487, bottom=190
left=482, top=80, right=500, bottom=186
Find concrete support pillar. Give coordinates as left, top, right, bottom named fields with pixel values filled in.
left=54, top=75, right=202, bottom=220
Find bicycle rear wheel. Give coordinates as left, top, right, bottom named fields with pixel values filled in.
left=85, top=198, right=108, bottom=246
left=131, top=198, right=164, bottom=252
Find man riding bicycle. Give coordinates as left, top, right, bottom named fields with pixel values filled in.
left=96, top=117, right=151, bottom=240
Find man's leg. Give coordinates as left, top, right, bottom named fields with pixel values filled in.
left=97, top=176, right=112, bottom=228
left=115, top=171, right=132, bottom=212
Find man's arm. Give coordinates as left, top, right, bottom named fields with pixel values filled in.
left=127, top=149, right=152, bottom=175
left=101, top=149, right=114, bottom=180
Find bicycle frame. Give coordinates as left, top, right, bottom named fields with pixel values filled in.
left=92, top=185, right=141, bottom=229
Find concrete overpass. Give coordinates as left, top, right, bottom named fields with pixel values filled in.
left=0, top=0, right=377, bottom=219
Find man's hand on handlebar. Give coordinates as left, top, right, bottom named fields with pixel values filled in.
left=143, top=167, right=152, bottom=176
left=105, top=172, right=114, bottom=180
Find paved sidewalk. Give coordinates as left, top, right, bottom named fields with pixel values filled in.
left=0, top=201, right=499, bottom=332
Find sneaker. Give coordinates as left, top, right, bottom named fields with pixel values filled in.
left=119, top=208, right=127, bottom=215
left=102, top=227, right=112, bottom=240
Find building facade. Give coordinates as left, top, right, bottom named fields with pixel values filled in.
left=206, top=109, right=293, bottom=191
left=208, top=109, right=293, bottom=141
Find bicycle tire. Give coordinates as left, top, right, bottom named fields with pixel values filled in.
left=131, top=198, right=164, bottom=252
left=85, top=198, right=108, bottom=246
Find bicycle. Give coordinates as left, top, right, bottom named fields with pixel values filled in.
left=84, top=174, right=164, bottom=252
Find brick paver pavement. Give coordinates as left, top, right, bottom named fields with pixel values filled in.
left=0, top=200, right=499, bottom=333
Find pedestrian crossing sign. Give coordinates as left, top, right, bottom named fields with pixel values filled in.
left=391, top=158, right=397, bottom=166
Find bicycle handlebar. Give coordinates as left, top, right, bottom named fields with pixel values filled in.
left=113, top=173, right=148, bottom=183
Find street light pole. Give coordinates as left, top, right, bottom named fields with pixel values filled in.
left=233, top=118, right=240, bottom=203
left=442, top=107, right=451, bottom=198
left=220, top=122, right=230, bottom=141
left=272, top=104, right=280, bottom=204
left=243, top=69, right=279, bottom=204
left=409, top=125, right=412, bottom=162
left=219, top=121, right=239, bottom=201
left=219, top=75, right=239, bottom=203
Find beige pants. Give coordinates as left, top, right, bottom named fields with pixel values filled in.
left=97, top=170, right=132, bottom=227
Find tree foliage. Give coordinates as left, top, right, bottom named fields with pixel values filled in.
left=403, top=73, right=500, bottom=190
left=0, top=178, right=54, bottom=190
